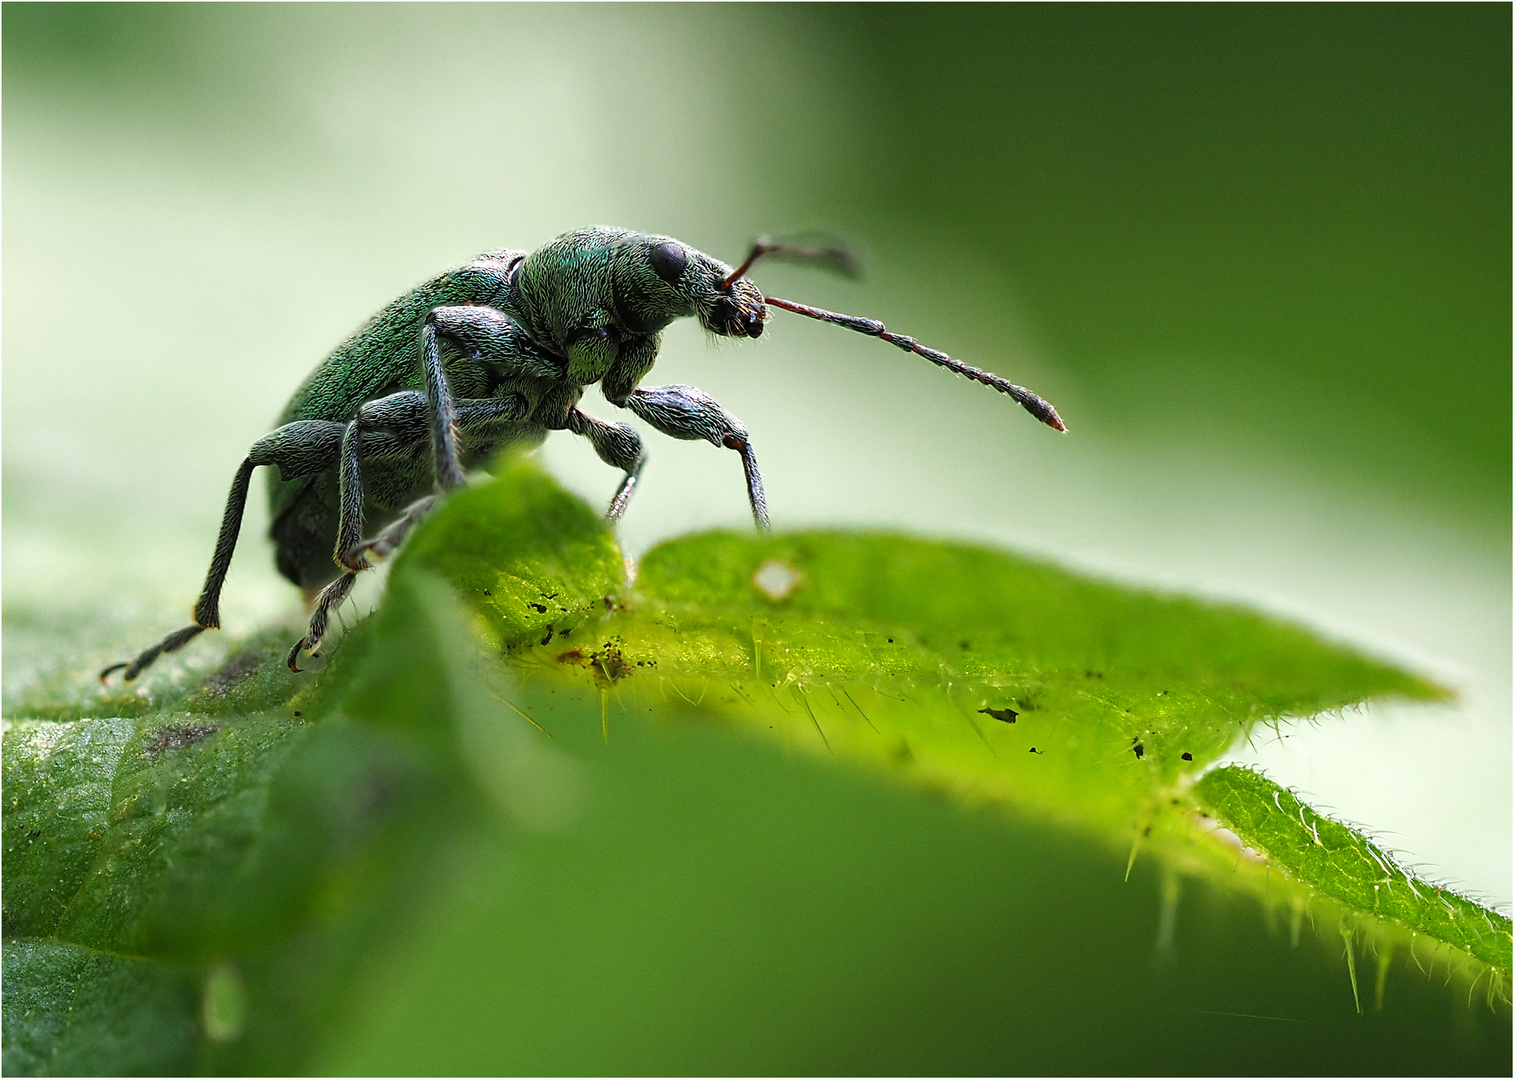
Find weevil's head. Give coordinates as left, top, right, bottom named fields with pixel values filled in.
left=615, top=235, right=765, bottom=339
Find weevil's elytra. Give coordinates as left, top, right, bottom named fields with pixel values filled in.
left=102, top=226, right=1066, bottom=682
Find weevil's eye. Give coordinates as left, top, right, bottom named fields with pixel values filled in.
left=649, top=241, right=687, bottom=285
left=744, top=309, right=764, bottom=338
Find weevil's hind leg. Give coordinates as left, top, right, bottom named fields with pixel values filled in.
left=99, top=624, right=209, bottom=684
left=101, top=420, right=347, bottom=683
left=287, top=571, right=358, bottom=672
left=565, top=408, right=647, bottom=523
left=99, top=458, right=254, bottom=682
left=616, top=385, right=771, bottom=531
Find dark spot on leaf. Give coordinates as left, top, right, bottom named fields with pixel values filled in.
left=1029, top=747, right=1043, bottom=755
left=590, top=639, right=634, bottom=683
left=559, top=628, right=572, bottom=638
left=349, top=768, right=405, bottom=835
left=1132, top=740, right=1144, bottom=759
left=959, top=640, right=970, bottom=650
left=979, top=706, right=1018, bottom=724
left=528, top=602, right=548, bottom=614
left=1143, top=824, right=1152, bottom=837
left=540, top=627, right=554, bottom=646
left=887, top=637, right=894, bottom=644
left=196, top=649, right=264, bottom=699
left=143, top=722, right=221, bottom=760
left=1181, top=751, right=1193, bottom=761
left=482, top=588, right=492, bottom=596
left=27, top=829, right=40, bottom=838
left=293, top=711, right=302, bottom=718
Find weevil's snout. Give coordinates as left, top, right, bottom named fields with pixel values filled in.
left=702, top=278, right=767, bottom=338
left=733, top=300, right=765, bottom=338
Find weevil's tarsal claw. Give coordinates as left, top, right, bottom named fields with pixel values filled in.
left=98, top=662, right=128, bottom=684
left=288, top=572, right=357, bottom=673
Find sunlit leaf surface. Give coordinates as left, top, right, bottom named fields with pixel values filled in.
left=3, top=460, right=1507, bottom=1075
left=1195, top=766, right=1512, bottom=977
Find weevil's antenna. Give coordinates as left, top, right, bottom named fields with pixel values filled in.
left=763, top=295, right=1067, bottom=432
left=723, top=236, right=860, bottom=290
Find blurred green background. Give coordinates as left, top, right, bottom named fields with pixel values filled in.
left=3, top=0, right=1507, bottom=938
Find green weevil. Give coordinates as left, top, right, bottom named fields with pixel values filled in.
left=102, top=226, right=1066, bottom=681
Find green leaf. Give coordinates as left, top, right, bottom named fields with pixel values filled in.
left=607, top=528, right=1439, bottom=837
left=1, top=939, right=199, bottom=1077
left=393, top=452, right=626, bottom=649
left=379, top=459, right=1443, bottom=855
left=3, top=718, right=136, bottom=939
left=1195, top=765, right=1512, bottom=978
left=3, top=457, right=1506, bottom=1074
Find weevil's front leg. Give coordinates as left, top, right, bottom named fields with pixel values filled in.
left=615, top=384, right=770, bottom=531
left=101, top=420, right=347, bottom=682
left=564, top=408, right=647, bottom=522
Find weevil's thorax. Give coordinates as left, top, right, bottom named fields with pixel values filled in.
left=502, top=228, right=680, bottom=352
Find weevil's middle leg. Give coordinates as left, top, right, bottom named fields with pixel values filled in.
left=564, top=408, right=647, bottom=522
left=354, top=494, right=441, bottom=562
left=332, top=391, right=529, bottom=572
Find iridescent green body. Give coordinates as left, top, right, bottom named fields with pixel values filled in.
left=267, top=227, right=758, bottom=591
left=105, top=224, right=1062, bottom=681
